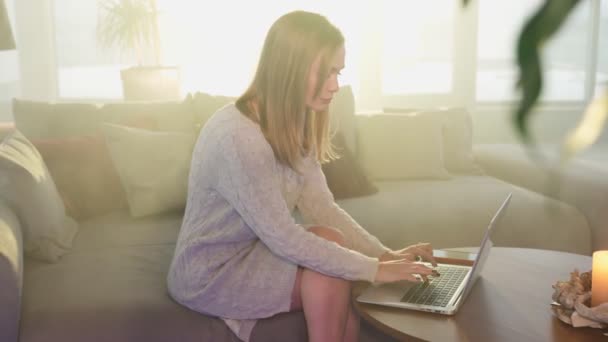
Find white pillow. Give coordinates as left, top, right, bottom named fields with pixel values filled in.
left=358, top=113, right=450, bottom=180
left=433, top=108, right=483, bottom=174
left=101, top=124, right=196, bottom=217
left=0, top=130, right=78, bottom=262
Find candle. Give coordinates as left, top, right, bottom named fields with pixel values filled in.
left=592, top=251, right=608, bottom=307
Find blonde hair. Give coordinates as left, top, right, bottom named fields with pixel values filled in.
left=236, top=11, right=344, bottom=171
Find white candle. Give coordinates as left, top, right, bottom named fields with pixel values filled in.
left=592, top=251, right=608, bottom=307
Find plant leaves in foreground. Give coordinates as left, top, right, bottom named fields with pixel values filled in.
left=561, top=89, right=608, bottom=163
left=515, top=0, right=580, bottom=145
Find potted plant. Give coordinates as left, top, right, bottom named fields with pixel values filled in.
left=97, top=0, right=180, bottom=101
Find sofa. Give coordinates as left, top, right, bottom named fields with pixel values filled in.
left=0, top=86, right=597, bottom=342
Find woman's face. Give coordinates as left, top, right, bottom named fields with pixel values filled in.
left=306, top=45, right=345, bottom=112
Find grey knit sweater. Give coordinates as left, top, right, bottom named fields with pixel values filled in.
left=167, top=104, right=389, bottom=341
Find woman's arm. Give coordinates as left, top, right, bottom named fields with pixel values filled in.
left=296, top=156, right=390, bottom=258
left=213, top=121, right=378, bottom=282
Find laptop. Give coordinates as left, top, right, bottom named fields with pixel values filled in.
left=357, top=193, right=512, bottom=315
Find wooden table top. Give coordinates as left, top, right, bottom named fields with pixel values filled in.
left=354, top=247, right=606, bottom=342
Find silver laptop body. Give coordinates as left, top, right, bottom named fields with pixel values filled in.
left=357, top=193, right=512, bottom=315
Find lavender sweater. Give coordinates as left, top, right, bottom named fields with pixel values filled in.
left=167, top=104, right=389, bottom=341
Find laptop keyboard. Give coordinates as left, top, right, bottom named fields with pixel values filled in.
left=400, top=266, right=469, bottom=307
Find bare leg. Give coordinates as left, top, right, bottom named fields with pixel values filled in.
left=290, top=226, right=360, bottom=342
left=343, top=304, right=360, bottom=342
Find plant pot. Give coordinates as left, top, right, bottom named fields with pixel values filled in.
left=120, top=66, right=180, bottom=101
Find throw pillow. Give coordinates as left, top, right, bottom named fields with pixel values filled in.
left=101, top=124, right=196, bottom=218
left=329, top=85, right=357, bottom=155
left=0, top=130, right=78, bottom=262
left=385, top=107, right=483, bottom=175
left=33, top=135, right=129, bottom=220
left=357, top=113, right=451, bottom=180
left=322, top=132, right=378, bottom=200
left=434, top=108, right=483, bottom=175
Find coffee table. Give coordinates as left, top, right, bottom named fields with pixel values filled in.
left=354, top=247, right=606, bottom=341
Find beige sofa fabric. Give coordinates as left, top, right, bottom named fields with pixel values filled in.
left=357, top=113, right=451, bottom=180
left=329, top=85, right=358, bottom=155
left=336, top=175, right=591, bottom=255
left=19, top=209, right=391, bottom=342
left=474, top=143, right=608, bottom=252
left=102, top=124, right=196, bottom=218
left=0, top=200, right=22, bottom=342
left=12, top=98, right=198, bottom=140
left=0, top=131, right=78, bottom=262
left=437, top=108, right=482, bottom=174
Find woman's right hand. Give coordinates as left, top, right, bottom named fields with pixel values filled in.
left=374, top=259, right=435, bottom=283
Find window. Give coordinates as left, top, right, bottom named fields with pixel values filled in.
left=596, top=0, right=608, bottom=97
left=476, top=0, right=592, bottom=102
left=0, top=0, right=19, bottom=102
left=52, top=0, right=360, bottom=99
left=157, top=0, right=361, bottom=96
left=53, top=0, right=126, bottom=99
left=45, top=0, right=608, bottom=110
left=381, top=0, right=455, bottom=95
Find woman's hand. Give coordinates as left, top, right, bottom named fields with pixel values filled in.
left=379, top=242, right=437, bottom=267
left=374, top=259, right=435, bottom=283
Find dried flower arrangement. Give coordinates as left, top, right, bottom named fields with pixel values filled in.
left=551, top=269, right=608, bottom=332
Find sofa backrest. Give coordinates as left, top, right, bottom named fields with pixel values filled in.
left=354, top=108, right=479, bottom=181
left=12, top=86, right=358, bottom=144
left=9, top=87, right=358, bottom=219
left=12, top=99, right=199, bottom=139
left=0, top=199, right=23, bottom=342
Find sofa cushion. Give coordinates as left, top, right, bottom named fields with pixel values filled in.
left=12, top=98, right=198, bottom=140
left=20, top=210, right=232, bottom=342
left=383, top=108, right=482, bottom=175
left=336, top=175, right=591, bottom=255
left=70, top=209, right=183, bottom=251
left=102, top=124, right=196, bottom=218
left=357, top=113, right=451, bottom=180
left=437, top=108, right=483, bottom=174
left=0, top=130, right=78, bottom=262
left=33, top=135, right=129, bottom=220
left=0, top=200, right=23, bottom=342
left=188, top=92, right=236, bottom=131
left=329, top=85, right=357, bottom=155
left=26, top=110, right=185, bottom=220
left=12, top=99, right=101, bottom=139
left=99, top=100, right=198, bottom=134
left=474, top=143, right=608, bottom=252
left=20, top=210, right=395, bottom=342
left=322, top=132, right=378, bottom=200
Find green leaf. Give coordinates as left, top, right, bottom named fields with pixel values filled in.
left=515, top=0, right=581, bottom=145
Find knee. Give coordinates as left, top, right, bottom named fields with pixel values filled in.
left=308, top=226, right=346, bottom=247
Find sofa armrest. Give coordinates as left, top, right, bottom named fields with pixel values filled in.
left=0, top=200, right=23, bottom=342
left=474, top=144, right=608, bottom=252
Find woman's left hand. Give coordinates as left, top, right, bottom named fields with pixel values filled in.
left=379, top=242, right=437, bottom=267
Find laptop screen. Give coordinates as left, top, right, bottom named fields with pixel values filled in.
left=459, top=193, right=512, bottom=301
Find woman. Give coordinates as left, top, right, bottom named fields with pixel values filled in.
left=168, top=10, right=436, bottom=342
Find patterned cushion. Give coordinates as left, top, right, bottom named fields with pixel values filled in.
left=0, top=130, right=78, bottom=262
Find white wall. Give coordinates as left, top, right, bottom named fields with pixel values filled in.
left=0, top=101, right=10, bottom=121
